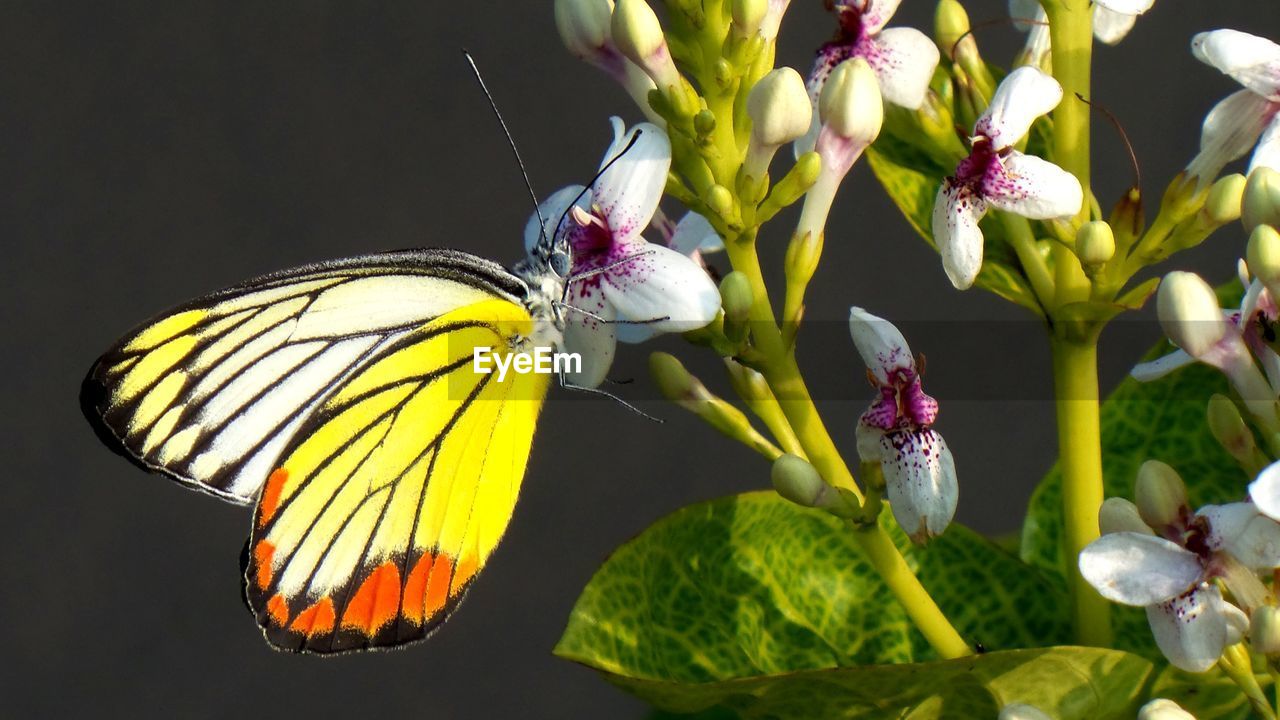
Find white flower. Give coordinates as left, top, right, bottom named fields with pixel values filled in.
left=1249, top=460, right=1280, bottom=522
left=849, top=308, right=957, bottom=543
left=1186, top=29, right=1280, bottom=184
left=931, top=67, right=1083, bottom=289
left=1080, top=463, right=1275, bottom=672
left=1009, top=0, right=1156, bottom=66
left=1138, top=698, right=1198, bottom=720
left=1133, top=270, right=1280, bottom=432
left=526, top=118, right=720, bottom=387
left=795, top=0, right=939, bottom=154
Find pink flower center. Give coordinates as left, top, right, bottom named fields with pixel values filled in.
left=862, top=367, right=939, bottom=432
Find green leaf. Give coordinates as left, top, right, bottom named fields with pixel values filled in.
left=1149, top=665, right=1255, bottom=720
left=556, top=492, right=1112, bottom=718
left=866, top=137, right=1041, bottom=313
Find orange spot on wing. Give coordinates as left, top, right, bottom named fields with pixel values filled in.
left=253, top=540, right=275, bottom=590
left=258, top=468, right=289, bottom=527
left=402, top=553, right=434, bottom=625
left=290, top=597, right=336, bottom=637
left=267, top=594, right=290, bottom=626
left=450, top=555, right=479, bottom=596
left=424, top=553, right=454, bottom=619
left=340, top=562, right=402, bottom=634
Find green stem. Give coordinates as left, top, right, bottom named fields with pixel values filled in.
left=999, top=212, right=1054, bottom=309
left=1045, top=0, right=1093, bottom=222
left=1050, top=336, right=1112, bottom=646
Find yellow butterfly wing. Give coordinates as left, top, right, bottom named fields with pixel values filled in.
left=244, top=298, right=549, bottom=652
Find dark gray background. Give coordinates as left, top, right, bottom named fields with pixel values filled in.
left=4, top=1, right=1277, bottom=717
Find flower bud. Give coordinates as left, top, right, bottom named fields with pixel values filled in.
left=771, top=454, right=829, bottom=508
left=1157, top=271, right=1228, bottom=360
left=1206, top=173, right=1246, bottom=224
left=818, top=58, right=883, bottom=144
left=747, top=67, right=812, bottom=147
left=997, top=704, right=1052, bottom=720
left=555, top=0, right=614, bottom=60
left=934, top=0, right=973, bottom=61
left=1076, top=221, right=1116, bottom=272
left=694, top=109, right=717, bottom=138
left=720, top=271, right=753, bottom=343
left=758, top=0, right=791, bottom=42
left=1098, top=497, right=1154, bottom=536
left=611, top=0, right=665, bottom=64
left=1134, top=460, right=1188, bottom=529
left=1137, top=699, right=1196, bottom=720
left=1208, top=393, right=1261, bottom=465
left=1251, top=605, right=1280, bottom=654
left=731, top=0, right=767, bottom=38
left=1109, top=186, right=1145, bottom=242
left=649, top=351, right=699, bottom=404
left=1248, top=224, right=1280, bottom=286
left=705, top=184, right=735, bottom=220
left=1243, top=166, right=1280, bottom=233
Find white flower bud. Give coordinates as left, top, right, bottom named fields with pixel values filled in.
left=1157, top=271, right=1229, bottom=360
left=1206, top=173, right=1246, bottom=224
left=771, top=454, right=829, bottom=507
left=555, top=0, right=614, bottom=61
left=732, top=0, right=767, bottom=38
left=1137, top=699, right=1196, bottom=720
left=1248, top=224, right=1280, bottom=286
left=818, top=58, right=883, bottom=145
left=1099, top=497, right=1154, bottom=535
left=748, top=67, right=812, bottom=147
left=1134, top=460, right=1188, bottom=529
left=1076, top=221, right=1116, bottom=270
left=611, top=0, right=665, bottom=64
left=1244, top=166, right=1280, bottom=233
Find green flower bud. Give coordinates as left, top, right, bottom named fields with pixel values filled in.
left=1208, top=393, right=1259, bottom=464
left=649, top=351, right=699, bottom=404
left=611, top=0, right=665, bottom=64
left=705, top=184, right=735, bottom=220
left=771, top=454, right=829, bottom=508
left=1098, top=497, right=1154, bottom=536
left=818, top=58, right=882, bottom=145
left=1075, top=221, right=1115, bottom=272
left=1134, top=460, right=1188, bottom=529
left=1243, top=166, right=1280, bottom=233
left=747, top=67, right=812, bottom=147
left=1205, top=173, right=1246, bottom=224
left=731, top=0, right=767, bottom=37
left=1249, top=223, right=1280, bottom=286
left=934, top=0, right=971, bottom=60
left=694, top=109, right=717, bottom=138
left=720, top=271, right=752, bottom=324
left=1252, top=605, right=1280, bottom=655
left=755, top=151, right=821, bottom=224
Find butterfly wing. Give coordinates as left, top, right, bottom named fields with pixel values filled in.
left=243, top=297, right=550, bottom=652
left=81, top=248, right=528, bottom=504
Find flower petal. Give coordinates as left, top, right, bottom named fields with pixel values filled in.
left=860, top=0, right=904, bottom=36
left=1130, top=348, right=1196, bottom=382
left=1192, top=30, right=1280, bottom=102
left=860, top=28, right=939, bottom=110
left=1007, top=0, right=1043, bottom=31
left=1199, top=502, right=1280, bottom=569
left=848, top=306, right=915, bottom=383
left=796, top=46, right=852, bottom=157
left=668, top=211, right=723, bottom=256
left=932, top=180, right=988, bottom=289
left=597, top=243, right=720, bottom=341
left=525, top=185, right=588, bottom=254
left=593, top=117, right=671, bottom=242
left=1078, top=532, right=1204, bottom=605
left=1091, top=5, right=1137, bottom=46
left=1146, top=584, right=1228, bottom=673
left=1186, top=89, right=1276, bottom=182
left=975, top=66, right=1062, bottom=149
left=561, top=290, right=617, bottom=389
left=1249, top=460, right=1280, bottom=521
left=1093, top=0, right=1154, bottom=13
left=1251, top=111, right=1280, bottom=173
left=983, top=151, right=1084, bottom=219
left=879, top=428, right=958, bottom=543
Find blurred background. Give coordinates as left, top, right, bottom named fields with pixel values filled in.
left=3, top=1, right=1277, bottom=716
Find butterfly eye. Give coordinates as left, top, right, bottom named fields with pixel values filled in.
left=550, top=250, right=571, bottom=278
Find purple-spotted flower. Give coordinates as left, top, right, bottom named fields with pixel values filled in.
left=849, top=307, right=957, bottom=543
left=1080, top=463, right=1264, bottom=673
left=526, top=118, right=720, bottom=387
left=1133, top=270, right=1280, bottom=433
left=796, top=0, right=939, bottom=154
left=931, top=66, right=1083, bottom=289
left=1186, top=29, right=1280, bottom=184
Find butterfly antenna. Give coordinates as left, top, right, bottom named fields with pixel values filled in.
left=462, top=50, right=546, bottom=242
left=559, top=371, right=663, bottom=422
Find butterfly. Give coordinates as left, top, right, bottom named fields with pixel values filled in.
left=81, top=237, right=574, bottom=653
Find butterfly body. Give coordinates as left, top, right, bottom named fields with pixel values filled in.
left=83, top=246, right=568, bottom=653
